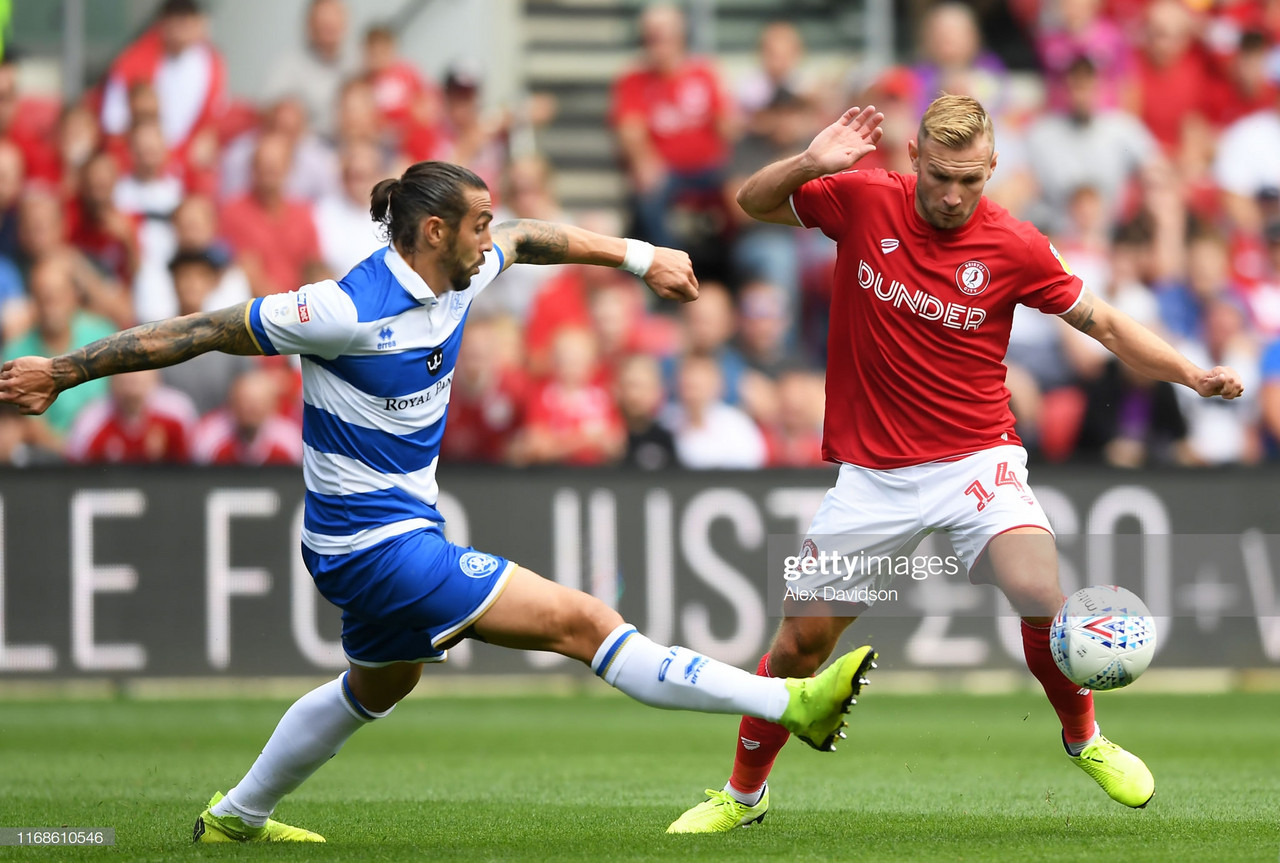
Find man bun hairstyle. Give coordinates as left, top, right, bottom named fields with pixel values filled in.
left=370, top=161, right=488, bottom=254
left=918, top=93, right=994, bottom=152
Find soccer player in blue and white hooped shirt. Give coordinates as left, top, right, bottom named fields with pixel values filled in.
left=0, top=161, right=878, bottom=843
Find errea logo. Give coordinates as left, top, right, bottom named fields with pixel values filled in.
left=376, top=325, right=396, bottom=350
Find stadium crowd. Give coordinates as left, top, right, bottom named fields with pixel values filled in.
left=1, top=0, right=1278, bottom=469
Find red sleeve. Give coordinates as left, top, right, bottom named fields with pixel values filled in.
left=1018, top=232, right=1085, bottom=315
left=790, top=170, right=873, bottom=240
left=609, top=71, right=645, bottom=127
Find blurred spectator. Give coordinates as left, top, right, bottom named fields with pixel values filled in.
left=725, top=88, right=822, bottom=300
left=314, top=138, right=386, bottom=276
left=100, top=0, right=226, bottom=158
left=1124, top=0, right=1213, bottom=174
left=20, top=188, right=133, bottom=329
left=737, top=22, right=807, bottom=127
left=113, top=119, right=183, bottom=220
left=586, top=276, right=679, bottom=380
left=734, top=279, right=805, bottom=376
left=53, top=104, right=100, bottom=201
left=64, top=369, right=195, bottom=464
left=362, top=24, right=436, bottom=146
left=1075, top=359, right=1190, bottom=467
left=133, top=194, right=250, bottom=323
left=1237, top=220, right=1280, bottom=337
left=265, top=0, right=351, bottom=137
left=434, top=63, right=508, bottom=194
left=1175, top=296, right=1261, bottom=464
left=333, top=77, right=385, bottom=151
left=221, top=96, right=340, bottom=204
left=1035, top=0, right=1132, bottom=113
left=1023, top=54, right=1157, bottom=234
left=1203, top=30, right=1276, bottom=131
left=477, top=154, right=569, bottom=321
left=670, top=281, right=748, bottom=406
left=0, top=139, right=23, bottom=261
left=67, top=150, right=139, bottom=284
left=611, top=4, right=733, bottom=249
left=0, top=57, right=61, bottom=184
left=440, top=314, right=527, bottom=464
left=1154, top=228, right=1234, bottom=341
left=1213, top=81, right=1280, bottom=234
left=615, top=353, right=677, bottom=470
left=910, top=3, right=1009, bottom=119
left=221, top=133, right=324, bottom=296
left=663, top=353, right=765, bottom=469
left=763, top=368, right=825, bottom=467
left=0, top=403, right=60, bottom=466
left=3, top=257, right=116, bottom=442
left=523, top=263, right=626, bottom=378
left=191, top=369, right=303, bottom=465
left=159, top=249, right=255, bottom=414
left=512, top=327, right=624, bottom=466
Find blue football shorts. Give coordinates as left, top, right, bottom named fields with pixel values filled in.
left=301, top=525, right=516, bottom=667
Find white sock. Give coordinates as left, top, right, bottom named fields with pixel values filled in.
left=590, top=624, right=790, bottom=722
left=212, top=673, right=392, bottom=825
left=1065, top=722, right=1101, bottom=757
left=725, top=781, right=766, bottom=807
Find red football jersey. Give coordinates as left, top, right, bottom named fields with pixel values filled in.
left=610, top=60, right=729, bottom=173
left=791, top=169, right=1083, bottom=469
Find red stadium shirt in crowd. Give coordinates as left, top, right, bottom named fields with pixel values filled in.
left=220, top=196, right=321, bottom=296
left=791, top=169, right=1083, bottom=469
left=65, top=386, right=196, bottom=464
left=64, top=201, right=139, bottom=283
left=610, top=59, right=729, bottom=173
left=523, top=380, right=623, bottom=466
left=440, top=369, right=527, bottom=463
left=191, top=411, right=303, bottom=465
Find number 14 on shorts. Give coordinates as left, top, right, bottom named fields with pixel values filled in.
left=964, top=461, right=1024, bottom=512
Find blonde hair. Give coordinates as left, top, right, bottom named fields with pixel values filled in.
left=918, top=94, right=994, bottom=152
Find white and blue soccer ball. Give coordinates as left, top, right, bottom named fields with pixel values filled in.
left=1050, top=586, right=1157, bottom=691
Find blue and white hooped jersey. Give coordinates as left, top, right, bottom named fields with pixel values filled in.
left=246, top=244, right=505, bottom=555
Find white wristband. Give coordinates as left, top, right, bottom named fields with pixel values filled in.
left=620, top=238, right=656, bottom=277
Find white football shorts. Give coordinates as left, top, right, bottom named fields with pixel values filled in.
left=795, top=445, right=1053, bottom=596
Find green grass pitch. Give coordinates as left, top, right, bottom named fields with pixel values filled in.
left=0, top=690, right=1276, bottom=862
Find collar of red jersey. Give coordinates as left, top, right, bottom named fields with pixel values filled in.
left=383, top=244, right=446, bottom=307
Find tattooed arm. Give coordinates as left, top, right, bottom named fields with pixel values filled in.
left=490, top=219, right=699, bottom=302
left=0, top=303, right=261, bottom=415
left=1061, top=289, right=1244, bottom=399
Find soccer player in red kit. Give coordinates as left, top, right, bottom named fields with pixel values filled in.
left=668, top=95, right=1245, bottom=832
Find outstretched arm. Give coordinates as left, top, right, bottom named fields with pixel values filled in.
left=0, top=302, right=261, bottom=415
left=491, top=219, right=698, bottom=303
left=1061, top=289, right=1244, bottom=398
left=736, top=105, right=885, bottom=225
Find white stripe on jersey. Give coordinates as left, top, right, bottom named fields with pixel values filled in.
left=300, top=518, right=440, bottom=556
left=303, top=447, right=441, bottom=503
left=301, top=362, right=454, bottom=438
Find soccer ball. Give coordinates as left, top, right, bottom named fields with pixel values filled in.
left=1049, top=586, right=1157, bottom=691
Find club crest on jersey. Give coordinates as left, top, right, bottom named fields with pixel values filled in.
left=449, top=292, right=467, bottom=320
left=800, top=538, right=819, bottom=561
left=426, top=347, right=444, bottom=376
left=955, top=261, right=990, bottom=296
left=459, top=551, right=501, bottom=578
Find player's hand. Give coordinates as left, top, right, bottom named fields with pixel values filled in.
left=802, top=105, right=885, bottom=176
left=0, top=356, right=61, bottom=415
left=1195, top=365, right=1244, bottom=399
left=644, top=246, right=699, bottom=303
